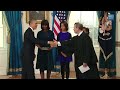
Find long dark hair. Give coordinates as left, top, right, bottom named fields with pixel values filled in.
left=41, top=19, right=50, bottom=30
left=60, top=21, right=68, bottom=31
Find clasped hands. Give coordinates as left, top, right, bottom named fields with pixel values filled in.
left=48, top=40, right=58, bottom=48
left=35, top=40, right=58, bottom=49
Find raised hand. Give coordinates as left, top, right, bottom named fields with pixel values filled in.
left=53, top=40, right=58, bottom=46
left=48, top=41, right=54, bottom=47
left=48, top=40, right=58, bottom=47
left=61, top=52, right=67, bottom=57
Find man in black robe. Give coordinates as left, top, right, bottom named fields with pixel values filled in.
left=21, top=19, right=51, bottom=79
left=52, top=22, right=100, bottom=79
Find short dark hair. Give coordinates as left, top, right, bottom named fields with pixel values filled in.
left=41, top=19, right=50, bottom=30
left=84, top=27, right=89, bottom=35
left=83, top=27, right=86, bottom=29
left=29, top=19, right=36, bottom=25
left=60, top=21, right=68, bottom=31
left=74, top=22, right=83, bottom=30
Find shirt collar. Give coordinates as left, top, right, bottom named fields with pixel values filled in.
left=78, top=31, right=83, bottom=36
left=29, top=27, right=34, bottom=32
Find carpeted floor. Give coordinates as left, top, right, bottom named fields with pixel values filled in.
left=0, top=71, right=76, bottom=79
left=0, top=71, right=119, bottom=79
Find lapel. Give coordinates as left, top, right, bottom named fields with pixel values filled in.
left=29, top=27, right=34, bottom=36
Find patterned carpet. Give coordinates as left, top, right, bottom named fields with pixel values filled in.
left=0, top=71, right=119, bottom=79
left=0, top=71, right=76, bottom=79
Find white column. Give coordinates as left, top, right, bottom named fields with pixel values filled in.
left=116, top=11, right=120, bottom=77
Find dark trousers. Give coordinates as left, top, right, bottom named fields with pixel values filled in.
left=60, top=62, right=70, bottom=79
left=21, top=57, right=35, bottom=79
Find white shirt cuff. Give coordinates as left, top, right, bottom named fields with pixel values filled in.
left=47, top=41, right=49, bottom=44
left=58, top=41, right=61, bottom=46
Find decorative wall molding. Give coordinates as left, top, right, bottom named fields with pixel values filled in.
left=116, top=41, right=120, bottom=47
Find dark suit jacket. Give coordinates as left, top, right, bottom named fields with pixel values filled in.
left=60, top=32, right=98, bottom=67
left=21, top=28, right=48, bottom=62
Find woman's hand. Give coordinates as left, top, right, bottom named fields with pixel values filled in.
left=48, top=47, right=53, bottom=51
left=61, top=52, right=67, bottom=57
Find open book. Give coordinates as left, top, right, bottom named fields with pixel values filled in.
left=78, top=65, right=90, bottom=73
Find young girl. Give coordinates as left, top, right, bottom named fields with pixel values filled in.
left=57, top=21, right=72, bottom=79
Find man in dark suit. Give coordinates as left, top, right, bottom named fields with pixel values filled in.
left=51, top=22, right=100, bottom=79
left=21, top=19, right=51, bottom=79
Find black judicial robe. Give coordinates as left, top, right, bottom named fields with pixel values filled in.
left=21, top=28, right=48, bottom=79
left=60, top=32, right=100, bottom=79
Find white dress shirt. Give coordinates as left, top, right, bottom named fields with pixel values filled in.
left=78, top=31, right=83, bottom=36
left=29, top=26, right=34, bottom=32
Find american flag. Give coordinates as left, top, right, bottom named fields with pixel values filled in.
left=52, top=11, right=68, bottom=39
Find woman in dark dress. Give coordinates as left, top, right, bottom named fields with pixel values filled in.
left=57, top=21, right=72, bottom=79
left=36, top=20, right=54, bottom=79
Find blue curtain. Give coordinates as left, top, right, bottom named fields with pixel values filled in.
left=5, top=11, right=23, bottom=75
left=97, top=11, right=116, bottom=77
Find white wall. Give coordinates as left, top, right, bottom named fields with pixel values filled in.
left=0, top=50, right=8, bottom=75
left=21, top=11, right=53, bottom=73
left=0, top=22, right=8, bottom=75
left=116, top=11, right=120, bottom=77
